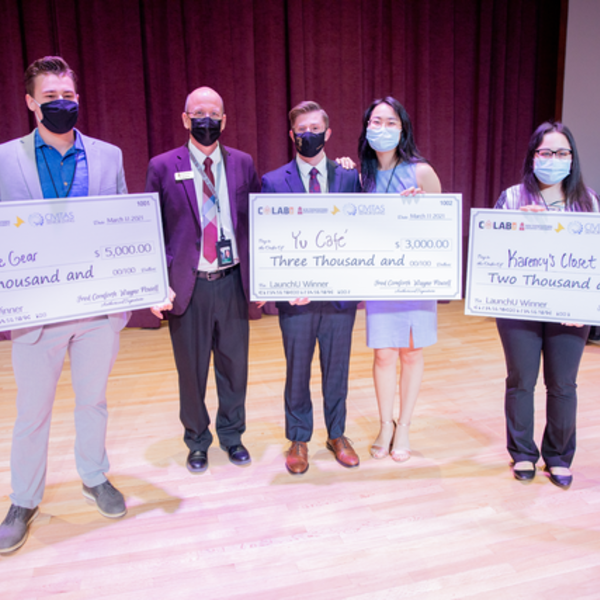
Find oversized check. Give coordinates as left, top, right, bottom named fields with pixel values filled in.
left=249, top=193, right=462, bottom=301
left=465, top=209, right=600, bottom=325
left=0, top=193, right=169, bottom=332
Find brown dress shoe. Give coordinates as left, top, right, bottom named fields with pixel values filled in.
left=286, top=441, right=309, bottom=475
left=326, top=436, right=360, bottom=468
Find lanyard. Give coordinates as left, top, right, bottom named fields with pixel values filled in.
left=40, top=146, right=79, bottom=198
left=189, top=150, right=226, bottom=240
left=385, top=161, right=400, bottom=193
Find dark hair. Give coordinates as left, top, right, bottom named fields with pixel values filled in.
left=24, top=56, right=77, bottom=97
left=358, top=97, right=425, bottom=193
left=522, top=121, right=592, bottom=211
left=288, top=100, right=329, bottom=129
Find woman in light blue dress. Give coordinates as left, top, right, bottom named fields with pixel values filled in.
left=358, top=97, right=442, bottom=462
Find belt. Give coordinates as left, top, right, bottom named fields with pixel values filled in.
left=196, top=264, right=239, bottom=281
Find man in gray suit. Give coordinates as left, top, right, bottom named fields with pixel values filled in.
left=0, top=57, right=129, bottom=554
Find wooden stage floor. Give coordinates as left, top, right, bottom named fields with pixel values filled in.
left=1, top=301, right=600, bottom=599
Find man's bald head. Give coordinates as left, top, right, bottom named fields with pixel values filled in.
left=184, top=87, right=224, bottom=114
left=182, top=86, right=227, bottom=153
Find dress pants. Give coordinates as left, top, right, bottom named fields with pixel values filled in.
left=168, top=268, right=249, bottom=452
left=279, top=303, right=356, bottom=442
left=10, top=316, right=120, bottom=509
left=496, top=318, right=589, bottom=468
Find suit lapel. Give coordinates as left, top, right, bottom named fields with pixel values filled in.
left=284, top=160, right=306, bottom=193
left=326, top=158, right=340, bottom=193
left=222, top=145, right=238, bottom=229
left=80, top=132, right=101, bottom=196
left=177, top=146, right=201, bottom=226
left=17, top=131, right=43, bottom=199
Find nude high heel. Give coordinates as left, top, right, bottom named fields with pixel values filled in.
left=370, top=420, right=396, bottom=459
left=391, top=422, right=411, bottom=463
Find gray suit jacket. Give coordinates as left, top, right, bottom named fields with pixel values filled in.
left=0, top=129, right=130, bottom=343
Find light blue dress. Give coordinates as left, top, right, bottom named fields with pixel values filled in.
left=365, top=162, right=438, bottom=349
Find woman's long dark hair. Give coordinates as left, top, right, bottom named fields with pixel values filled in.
left=523, top=121, right=592, bottom=211
left=358, top=97, right=425, bottom=193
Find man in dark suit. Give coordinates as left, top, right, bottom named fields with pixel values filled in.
left=0, top=56, right=128, bottom=554
left=146, top=87, right=260, bottom=473
left=261, top=101, right=361, bottom=475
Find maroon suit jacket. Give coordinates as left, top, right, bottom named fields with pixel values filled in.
left=145, top=143, right=260, bottom=315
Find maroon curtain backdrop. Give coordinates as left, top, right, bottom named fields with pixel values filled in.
left=0, top=0, right=563, bottom=340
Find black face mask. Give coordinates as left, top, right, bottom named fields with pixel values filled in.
left=38, top=99, right=79, bottom=134
left=191, top=117, right=222, bottom=146
left=294, top=131, right=326, bottom=158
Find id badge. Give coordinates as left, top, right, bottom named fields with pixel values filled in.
left=217, top=239, right=234, bottom=267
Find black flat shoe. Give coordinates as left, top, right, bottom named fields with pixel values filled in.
left=187, top=450, right=208, bottom=473
left=545, top=466, right=572, bottom=490
left=220, top=444, right=251, bottom=466
left=512, top=461, right=536, bottom=481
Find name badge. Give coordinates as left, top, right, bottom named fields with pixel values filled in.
left=217, top=239, right=234, bottom=267
left=175, top=171, right=194, bottom=181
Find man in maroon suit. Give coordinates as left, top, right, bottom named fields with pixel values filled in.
left=146, top=87, right=260, bottom=473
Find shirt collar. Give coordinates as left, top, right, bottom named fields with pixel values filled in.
left=34, top=128, right=83, bottom=153
left=296, top=154, right=327, bottom=178
left=189, top=141, right=222, bottom=167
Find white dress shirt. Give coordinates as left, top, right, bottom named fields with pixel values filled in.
left=189, top=142, right=239, bottom=271
left=296, top=154, right=328, bottom=193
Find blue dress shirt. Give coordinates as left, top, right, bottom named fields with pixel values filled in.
left=34, top=129, right=89, bottom=199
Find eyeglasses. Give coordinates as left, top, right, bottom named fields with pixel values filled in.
left=368, top=117, right=401, bottom=129
left=186, top=111, right=222, bottom=120
left=535, top=148, right=572, bottom=160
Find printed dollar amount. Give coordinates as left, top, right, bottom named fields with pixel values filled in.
left=98, top=242, right=155, bottom=259
left=396, top=239, right=452, bottom=251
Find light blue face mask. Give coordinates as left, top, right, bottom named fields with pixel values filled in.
left=366, top=126, right=400, bottom=152
left=534, top=157, right=571, bottom=185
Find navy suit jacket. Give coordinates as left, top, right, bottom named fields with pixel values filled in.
left=261, top=157, right=361, bottom=315
left=145, top=143, right=260, bottom=316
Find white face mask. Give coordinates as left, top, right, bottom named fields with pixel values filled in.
left=366, top=126, right=400, bottom=152
left=533, top=157, right=571, bottom=185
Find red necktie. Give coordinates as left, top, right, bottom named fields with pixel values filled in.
left=309, top=167, right=321, bottom=193
left=202, top=157, right=218, bottom=263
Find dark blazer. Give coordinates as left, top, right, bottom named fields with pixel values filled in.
left=261, top=158, right=361, bottom=315
left=145, top=143, right=260, bottom=315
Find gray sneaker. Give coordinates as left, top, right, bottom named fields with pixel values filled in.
left=82, top=480, right=127, bottom=518
left=0, top=504, right=39, bottom=554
